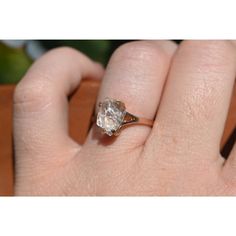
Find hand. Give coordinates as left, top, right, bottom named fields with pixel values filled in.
left=14, top=40, right=236, bottom=195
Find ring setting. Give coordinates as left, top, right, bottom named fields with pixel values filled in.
left=96, top=97, right=153, bottom=136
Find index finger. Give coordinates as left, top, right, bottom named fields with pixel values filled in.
left=13, top=47, right=103, bottom=178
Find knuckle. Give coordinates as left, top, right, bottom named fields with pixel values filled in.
left=111, top=41, right=170, bottom=66
left=182, top=40, right=236, bottom=70
left=14, top=74, right=54, bottom=113
left=178, top=41, right=236, bottom=100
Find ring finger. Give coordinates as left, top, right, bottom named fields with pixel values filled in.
left=84, top=40, right=177, bottom=156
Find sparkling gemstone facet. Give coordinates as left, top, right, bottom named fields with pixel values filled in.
left=96, top=98, right=126, bottom=136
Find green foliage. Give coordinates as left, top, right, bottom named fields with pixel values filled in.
left=0, top=40, right=113, bottom=84
left=0, top=43, right=32, bottom=84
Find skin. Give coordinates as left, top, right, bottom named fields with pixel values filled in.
left=13, top=40, right=236, bottom=196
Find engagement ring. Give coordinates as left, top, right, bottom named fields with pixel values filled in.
left=96, top=97, right=153, bottom=136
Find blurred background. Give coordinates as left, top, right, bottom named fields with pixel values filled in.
left=0, top=40, right=185, bottom=84
left=0, top=40, right=134, bottom=84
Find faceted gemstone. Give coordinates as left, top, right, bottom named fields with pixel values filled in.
left=96, top=98, right=126, bottom=136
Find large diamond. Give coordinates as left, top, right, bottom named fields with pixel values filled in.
left=96, top=98, right=126, bottom=136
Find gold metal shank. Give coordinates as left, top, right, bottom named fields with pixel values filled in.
left=122, top=112, right=153, bottom=127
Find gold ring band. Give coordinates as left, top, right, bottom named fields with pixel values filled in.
left=122, top=112, right=153, bottom=127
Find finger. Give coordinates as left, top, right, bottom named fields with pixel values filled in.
left=14, top=47, right=103, bottom=169
left=222, top=93, right=236, bottom=180
left=222, top=142, right=236, bottom=185
left=149, top=41, right=236, bottom=163
left=84, top=40, right=177, bottom=155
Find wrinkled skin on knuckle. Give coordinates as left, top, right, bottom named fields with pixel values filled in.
left=166, top=40, right=236, bottom=126
left=178, top=41, right=236, bottom=82
left=111, top=41, right=170, bottom=69
left=14, top=77, right=56, bottom=114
